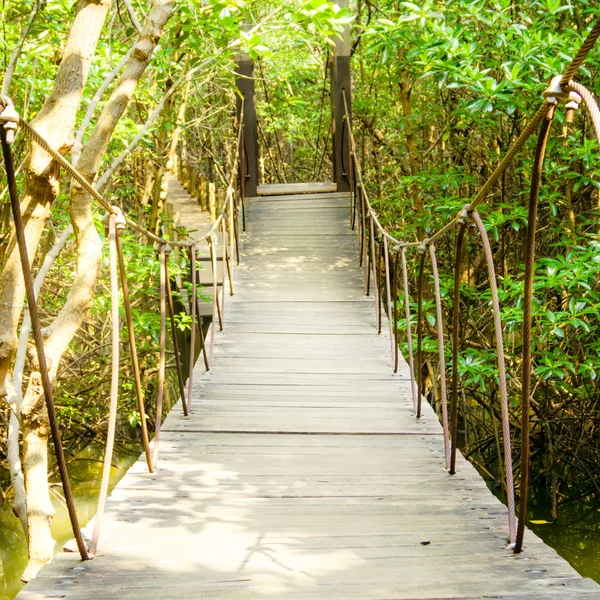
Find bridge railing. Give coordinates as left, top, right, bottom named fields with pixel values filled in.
left=341, top=21, right=600, bottom=553
left=0, top=95, right=245, bottom=559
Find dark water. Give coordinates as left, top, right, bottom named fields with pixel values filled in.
left=529, top=496, right=600, bottom=583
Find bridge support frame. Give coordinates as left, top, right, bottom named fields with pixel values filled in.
left=236, top=34, right=259, bottom=198
left=330, top=1, right=351, bottom=193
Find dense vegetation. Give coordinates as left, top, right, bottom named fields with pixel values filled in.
left=350, top=0, right=600, bottom=519
left=2, top=0, right=600, bottom=592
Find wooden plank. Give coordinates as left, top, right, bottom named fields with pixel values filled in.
left=248, top=191, right=349, bottom=202
left=257, top=182, right=337, bottom=195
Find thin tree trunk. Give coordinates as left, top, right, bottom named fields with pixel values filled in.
left=0, top=0, right=112, bottom=389
left=398, top=66, right=423, bottom=239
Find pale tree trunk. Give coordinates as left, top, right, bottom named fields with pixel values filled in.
left=17, top=0, right=175, bottom=578
left=0, top=0, right=112, bottom=582
left=20, top=374, right=54, bottom=582
left=0, top=0, right=112, bottom=388
left=149, top=95, right=176, bottom=232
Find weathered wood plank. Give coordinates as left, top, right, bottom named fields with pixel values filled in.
left=257, top=182, right=337, bottom=195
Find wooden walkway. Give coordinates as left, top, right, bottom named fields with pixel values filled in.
left=19, top=187, right=600, bottom=599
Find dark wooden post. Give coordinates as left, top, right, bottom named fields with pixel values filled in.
left=236, top=28, right=259, bottom=197
left=330, top=0, right=351, bottom=193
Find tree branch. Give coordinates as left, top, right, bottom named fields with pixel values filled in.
left=1, top=0, right=44, bottom=96
left=122, top=0, right=143, bottom=33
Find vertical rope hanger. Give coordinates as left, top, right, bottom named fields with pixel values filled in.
left=89, top=212, right=121, bottom=556
left=187, top=246, right=198, bottom=410
left=428, top=244, right=450, bottom=470
left=114, top=211, right=153, bottom=473
left=152, top=246, right=168, bottom=469
left=415, top=246, right=427, bottom=419
left=383, top=238, right=395, bottom=362
left=449, top=220, right=467, bottom=476
left=164, top=247, right=188, bottom=417
left=401, top=247, right=419, bottom=414
left=471, top=210, right=517, bottom=544
left=515, top=104, right=555, bottom=553
left=0, top=109, right=89, bottom=560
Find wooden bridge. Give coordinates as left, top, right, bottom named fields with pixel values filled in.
left=5, top=13, right=600, bottom=600
left=17, top=184, right=600, bottom=599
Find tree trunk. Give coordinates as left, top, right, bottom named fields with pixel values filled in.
left=0, top=0, right=111, bottom=580
left=397, top=66, right=423, bottom=240
left=5, top=0, right=176, bottom=579
left=20, top=374, right=55, bottom=582
left=0, top=0, right=112, bottom=389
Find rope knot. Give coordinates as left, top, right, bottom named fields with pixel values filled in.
left=457, top=206, right=471, bottom=225
left=0, top=96, right=20, bottom=145
left=111, top=206, right=127, bottom=230
left=564, top=83, right=583, bottom=124
left=544, top=75, right=581, bottom=108
left=417, top=241, right=428, bottom=255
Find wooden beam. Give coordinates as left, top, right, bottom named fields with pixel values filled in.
left=330, top=0, right=351, bottom=193
left=236, top=24, right=259, bottom=198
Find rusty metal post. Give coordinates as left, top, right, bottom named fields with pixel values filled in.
left=330, top=0, right=351, bottom=192
left=115, top=220, right=153, bottom=472
left=236, top=23, right=258, bottom=197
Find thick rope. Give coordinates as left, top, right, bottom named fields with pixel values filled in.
left=400, top=247, right=419, bottom=413
left=152, top=246, right=167, bottom=468
left=0, top=125, right=89, bottom=560
left=89, top=213, right=120, bottom=556
left=449, top=222, right=466, bottom=475
left=415, top=249, right=426, bottom=418
left=560, top=20, right=600, bottom=87
left=429, top=244, right=450, bottom=470
left=472, top=210, right=517, bottom=544
left=515, top=105, right=555, bottom=553
left=115, top=221, right=153, bottom=473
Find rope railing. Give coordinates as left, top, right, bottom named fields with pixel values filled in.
left=0, top=94, right=245, bottom=559
left=341, top=20, right=600, bottom=551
